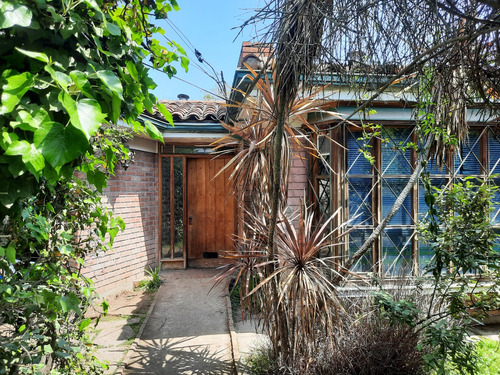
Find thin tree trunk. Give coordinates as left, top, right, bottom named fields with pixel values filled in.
left=332, top=134, right=434, bottom=284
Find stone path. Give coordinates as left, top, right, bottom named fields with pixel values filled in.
left=90, top=290, right=155, bottom=374
left=123, top=269, right=236, bottom=375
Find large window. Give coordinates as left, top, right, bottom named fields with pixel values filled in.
left=312, top=124, right=500, bottom=276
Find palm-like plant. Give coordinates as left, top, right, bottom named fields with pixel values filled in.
left=213, top=63, right=347, bottom=205
left=246, top=201, right=348, bottom=361
left=213, top=61, right=351, bottom=366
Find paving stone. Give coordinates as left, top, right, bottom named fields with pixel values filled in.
left=94, top=321, right=136, bottom=347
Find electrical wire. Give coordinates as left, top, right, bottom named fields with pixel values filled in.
left=162, top=18, right=228, bottom=99
left=143, top=62, right=227, bottom=101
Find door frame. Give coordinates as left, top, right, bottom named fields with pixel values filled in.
left=158, top=153, right=236, bottom=269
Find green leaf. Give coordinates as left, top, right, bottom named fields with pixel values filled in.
left=144, top=120, right=163, bottom=142
left=105, top=21, right=121, bottom=36
left=13, top=107, right=50, bottom=131
left=170, top=1, right=181, bottom=12
left=6, top=247, right=15, bottom=264
left=181, top=56, right=189, bottom=72
left=45, top=66, right=72, bottom=91
left=15, top=47, right=49, bottom=63
left=157, top=103, right=174, bottom=126
left=69, top=70, right=92, bottom=98
left=5, top=140, right=45, bottom=179
left=0, top=176, right=33, bottom=206
left=0, top=71, right=34, bottom=115
left=78, top=318, right=91, bottom=332
left=34, top=122, right=88, bottom=168
left=126, top=61, right=139, bottom=82
left=111, top=92, right=121, bottom=123
left=0, top=2, right=33, bottom=29
left=55, top=351, right=71, bottom=359
left=86, top=169, right=107, bottom=192
left=97, top=70, right=123, bottom=100
left=60, top=292, right=82, bottom=315
left=59, top=92, right=106, bottom=140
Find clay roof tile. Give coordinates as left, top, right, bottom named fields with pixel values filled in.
left=151, top=100, right=227, bottom=123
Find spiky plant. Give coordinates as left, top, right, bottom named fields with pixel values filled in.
left=213, top=58, right=349, bottom=364
left=214, top=204, right=269, bottom=320
left=245, top=201, right=349, bottom=363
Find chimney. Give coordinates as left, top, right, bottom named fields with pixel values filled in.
left=177, top=94, right=189, bottom=100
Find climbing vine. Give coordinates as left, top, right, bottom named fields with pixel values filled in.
left=0, top=0, right=187, bottom=372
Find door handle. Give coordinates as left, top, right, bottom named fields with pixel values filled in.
left=188, top=216, right=193, bottom=225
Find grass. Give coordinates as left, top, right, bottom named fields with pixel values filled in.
left=473, top=338, right=500, bottom=375
left=428, top=337, right=500, bottom=375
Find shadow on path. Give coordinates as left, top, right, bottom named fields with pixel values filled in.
left=124, top=269, right=235, bottom=375
left=125, top=337, right=234, bottom=374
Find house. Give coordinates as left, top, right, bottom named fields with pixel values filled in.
left=82, top=98, right=240, bottom=294
left=230, top=43, right=500, bottom=276
left=83, top=42, right=500, bottom=295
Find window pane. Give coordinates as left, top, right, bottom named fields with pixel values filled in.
left=382, top=228, right=413, bottom=275
left=317, top=178, right=331, bottom=218
left=455, top=131, right=481, bottom=175
left=348, top=229, right=372, bottom=272
left=494, top=229, right=500, bottom=254
left=348, top=177, right=372, bottom=225
left=418, top=241, right=434, bottom=271
left=418, top=178, right=448, bottom=220
left=381, top=128, right=413, bottom=175
left=317, top=134, right=331, bottom=176
left=347, top=131, right=372, bottom=175
left=491, top=178, right=500, bottom=224
left=161, top=157, right=171, bottom=258
left=173, top=157, right=183, bottom=258
left=382, top=178, right=412, bottom=225
left=488, top=131, right=500, bottom=174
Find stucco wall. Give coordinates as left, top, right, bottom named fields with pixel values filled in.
left=83, top=149, right=159, bottom=296
left=287, top=145, right=309, bottom=214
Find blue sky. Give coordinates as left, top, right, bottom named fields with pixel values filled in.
left=149, top=1, right=264, bottom=101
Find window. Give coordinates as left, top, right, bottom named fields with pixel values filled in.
left=311, top=124, right=499, bottom=277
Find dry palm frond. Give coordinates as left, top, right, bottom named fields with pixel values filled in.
left=213, top=202, right=271, bottom=319
left=213, top=63, right=350, bottom=202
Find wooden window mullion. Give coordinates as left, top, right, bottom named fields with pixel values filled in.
left=170, top=157, right=175, bottom=259
left=373, top=135, right=382, bottom=276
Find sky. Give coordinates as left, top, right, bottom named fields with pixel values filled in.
left=149, top=1, right=264, bottom=101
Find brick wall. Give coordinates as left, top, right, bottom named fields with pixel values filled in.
left=83, top=150, right=159, bottom=296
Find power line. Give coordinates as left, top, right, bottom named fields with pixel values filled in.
left=160, top=34, right=219, bottom=84
left=165, top=18, right=197, bottom=53
left=162, top=18, right=228, bottom=99
left=144, top=62, right=227, bottom=101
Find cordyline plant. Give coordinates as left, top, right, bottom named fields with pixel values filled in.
left=214, top=61, right=351, bottom=363
left=254, top=204, right=347, bottom=361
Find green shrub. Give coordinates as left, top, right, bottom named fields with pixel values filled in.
left=137, top=266, right=162, bottom=293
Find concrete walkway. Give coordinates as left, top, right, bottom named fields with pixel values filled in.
left=123, top=269, right=242, bottom=375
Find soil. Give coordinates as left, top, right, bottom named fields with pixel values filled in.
left=86, top=288, right=156, bottom=319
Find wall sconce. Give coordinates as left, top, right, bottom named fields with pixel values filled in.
left=121, top=143, right=135, bottom=171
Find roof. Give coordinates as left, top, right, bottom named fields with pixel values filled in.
left=151, top=100, right=227, bottom=123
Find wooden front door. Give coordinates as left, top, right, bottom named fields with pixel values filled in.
left=186, top=157, right=235, bottom=266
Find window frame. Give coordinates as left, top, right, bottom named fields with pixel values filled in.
left=309, top=123, right=499, bottom=278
